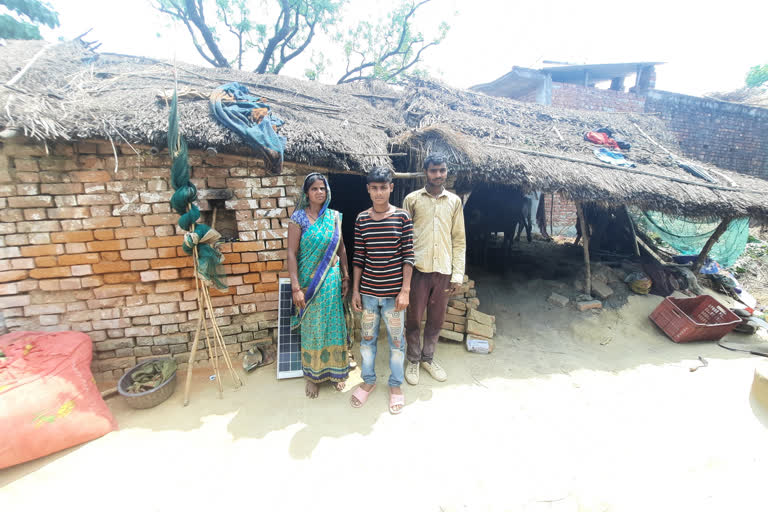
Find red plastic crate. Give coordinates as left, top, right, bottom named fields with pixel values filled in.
left=649, top=295, right=741, bottom=343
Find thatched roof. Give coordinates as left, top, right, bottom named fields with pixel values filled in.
left=2, top=39, right=768, bottom=221
left=708, top=86, right=768, bottom=108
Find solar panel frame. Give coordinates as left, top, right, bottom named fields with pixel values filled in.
left=276, top=278, right=303, bottom=379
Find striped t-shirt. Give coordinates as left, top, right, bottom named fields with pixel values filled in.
left=353, top=209, right=415, bottom=297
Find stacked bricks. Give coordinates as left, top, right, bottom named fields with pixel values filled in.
left=437, top=275, right=496, bottom=347
left=0, top=137, right=311, bottom=381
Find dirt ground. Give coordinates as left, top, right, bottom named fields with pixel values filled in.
left=2, top=243, right=768, bottom=511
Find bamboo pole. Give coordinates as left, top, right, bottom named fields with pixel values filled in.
left=576, top=202, right=592, bottom=297
left=623, top=206, right=641, bottom=257
left=693, top=217, right=733, bottom=272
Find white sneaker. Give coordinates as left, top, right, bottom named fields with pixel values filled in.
left=405, top=361, right=420, bottom=385
left=421, top=360, right=447, bottom=382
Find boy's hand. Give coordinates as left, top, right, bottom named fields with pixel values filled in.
left=448, top=282, right=461, bottom=295
left=395, top=289, right=410, bottom=311
left=351, top=291, right=363, bottom=312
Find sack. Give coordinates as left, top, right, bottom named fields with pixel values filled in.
left=0, top=331, right=117, bottom=469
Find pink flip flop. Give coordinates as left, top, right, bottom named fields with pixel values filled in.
left=350, top=384, right=375, bottom=408
left=389, top=391, right=405, bottom=415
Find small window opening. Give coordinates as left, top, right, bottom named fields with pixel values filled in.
left=202, top=199, right=238, bottom=242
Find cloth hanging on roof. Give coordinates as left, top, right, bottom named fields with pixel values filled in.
left=209, top=83, right=286, bottom=174
left=593, top=148, right=636, bottom=168
left=629, top=208, right=749, bottom=268
left=585, top=131, right=620, bottom=150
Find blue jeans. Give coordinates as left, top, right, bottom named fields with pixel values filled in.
left=360, top=294, right=406, bottom=387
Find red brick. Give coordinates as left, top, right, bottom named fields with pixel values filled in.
left=130, top=261, right=150, bottom=271
left=126, top=237, right=147, bottom=249
left=222, top=252, right=241, bottom=264
left=41, top=183, right=84, bottom=195
left=150, top=257, right=193, bottom=269
left=92, top=261, right=131, bottom=274
left=249, top=262, right=267, bottom=272
left=229, top=264, right=249, bottom=274
left=58, top=253, right=100, bottom=265
left=120, top=249, right=158, bottom=260
left=81, top=276, right=104, bottom=288
left=0, top=270, right=28, bottom=283
left=30, top=267, right=71, bottom=279
left=261, top=272, right=277, bottom=283
left=159, top=269, right=179, bottom=280
left=232, top=241, right=266, bottom=252
left=47, top=207, right=91, bottom=219
left=143, top=214, right=178, bottom=226
left=242, top=273, right=262, bottom=285
left=103, top=273, right=140, bottom=284
left=101, top=251, right=121, bottom=262
left=157, top=247, right=176, bottom=258
left=253, top=282, right=279, bottom=293
left=265, top=261, right=283, bottom=271
left=115, top=227, right=155, bottom=239
left=147, top=235, right=184, bottom=248
left=86, top=240, right=126, bottom=251
left=257, top=250, right=287, bottom=261
left=20, top=244, right=63, bottom=257
left=93, top=284, right=134, bottom=299
left=82, top=217, right=122, bottom=229
left=76, top=194, right=120, bottom=205
left=7, top=196, right=53, bottom=208
left=34, top=256, right=58, bottom=267
left=51, top=230, right=95, bottom=243
left=94, top=229, right=116, bottom=240
left=64, top=242, right=87, bottom=254
left=70, top=171, right=111, bottom=182
left=155, top=280, right=193, bottom=293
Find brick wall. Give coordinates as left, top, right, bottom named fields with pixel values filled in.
left=0, top=138, right=306, bottom=381
left=541, top=192, right=578, bottom=236
left=645, top=90, right=768, bottom=179
left=550, top=82, right=646, bottom=113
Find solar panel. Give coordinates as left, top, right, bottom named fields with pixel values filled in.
left=277, top=278, right=303, bottom=379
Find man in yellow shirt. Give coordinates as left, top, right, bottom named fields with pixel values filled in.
left=402, top=153, right=466, bottom=384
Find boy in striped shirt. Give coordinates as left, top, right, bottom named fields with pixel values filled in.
left=350, top=167, right=414, bottom=414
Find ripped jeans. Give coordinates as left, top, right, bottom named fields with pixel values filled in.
left=360, top=294, right=406, bottom=387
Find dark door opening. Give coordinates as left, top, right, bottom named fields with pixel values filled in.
left=326, top=173, right=422, bottom=272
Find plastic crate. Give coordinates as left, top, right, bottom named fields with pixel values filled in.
left=649, top=295, right=741, bottom=343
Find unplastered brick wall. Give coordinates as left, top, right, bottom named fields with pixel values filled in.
left=550, top=82, right=646, bottom=113
left=645, top=90, right=768, bottom=179
left=542, top=192, right=578, bottom=235
left=0, top=137, right=307, bottom=381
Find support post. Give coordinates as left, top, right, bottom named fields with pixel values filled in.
left=576, top=202, right=591, bottom=297
left=623, top=206, right=640, bottom=257
left=693, top=217, right=732, bottom=272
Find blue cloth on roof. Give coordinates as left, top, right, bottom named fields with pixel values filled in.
left=209, top=82, right=286, bottom=174
left=593, top=148, right=636, bottom=168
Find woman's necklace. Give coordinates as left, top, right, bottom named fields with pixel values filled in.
left=306, top=208, right=319, bottom=221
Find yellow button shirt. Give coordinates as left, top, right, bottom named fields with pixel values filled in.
left=402, top=187, right=466, bottom=284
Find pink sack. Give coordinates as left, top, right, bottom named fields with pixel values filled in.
left=0, top=331, right=117, bottom=469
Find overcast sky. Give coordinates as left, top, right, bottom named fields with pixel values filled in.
left=44, top=0, right=767, bottom=97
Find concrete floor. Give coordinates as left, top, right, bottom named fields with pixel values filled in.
left=2, top=269, right=768, bottom=511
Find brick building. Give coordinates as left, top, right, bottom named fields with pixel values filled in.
left=3, top=42, right=768, bottom=380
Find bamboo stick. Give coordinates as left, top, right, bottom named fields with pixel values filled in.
left=576, top=202, right=592, bottom=297
left=694, top=217, right=733, bottom=272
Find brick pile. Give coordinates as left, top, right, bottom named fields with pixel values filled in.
left=0, top=138, right=306, bottom=381
left=437, top=275, right=496, bottom=350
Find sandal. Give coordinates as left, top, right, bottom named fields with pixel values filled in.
left=350, top=384, right=375, bottom=408
left=389, top=391, right=405, bottom=415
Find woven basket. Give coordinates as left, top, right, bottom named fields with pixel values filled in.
left=117, top=359, right=177, bottom=409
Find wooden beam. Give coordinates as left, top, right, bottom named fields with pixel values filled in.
left=576, top=202, right=592, bottom=297
left=694, top=217, right=733, bottom=272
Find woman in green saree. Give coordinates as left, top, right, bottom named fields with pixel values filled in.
left=287, top=173, right=351, bottom=398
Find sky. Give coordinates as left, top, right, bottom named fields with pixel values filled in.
left=41, top=0, right=768, bottom=97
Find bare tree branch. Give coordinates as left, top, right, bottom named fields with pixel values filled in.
left=182, top=0, right=230, bottom=67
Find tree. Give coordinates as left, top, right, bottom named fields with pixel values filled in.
left=0, top=0, right=59, bottom=40
left=336, top=0, right=448, bottom=84
left=154, top=0, right=344, bottom=72
left=746, top=64, right=768, bottom=88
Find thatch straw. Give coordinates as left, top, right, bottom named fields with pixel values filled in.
left=2, top=39, right=768, bottom=221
